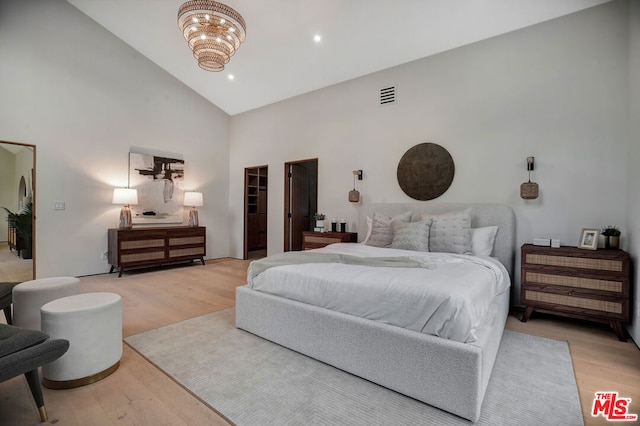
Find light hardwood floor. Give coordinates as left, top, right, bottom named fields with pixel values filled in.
left=0, top=258, right=638, bottom=425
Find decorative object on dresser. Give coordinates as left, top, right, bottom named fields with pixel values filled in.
left=577, top=228, right=599, bottom=250
left=396, top=143, right=454, bottom=201
left=108, top=226, right=205, bottom=277
left=302, top=231, right=357, bottom=250
left=112, top=188, right=138, bottom=230
left=183, top=191, right=203, bottom=227
left=520, top=156, right=539, bottom=200
left=520, top=244, right=630, bottom=341
left=601, top=225, right=621, bottom=249
left=313, top=213, right=325, bottom=232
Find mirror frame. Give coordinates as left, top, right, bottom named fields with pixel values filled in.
left=1, top=140, right=36, bottom=279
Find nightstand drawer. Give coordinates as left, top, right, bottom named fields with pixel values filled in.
left=301, top=231, right=357, bottom=250
left=305, top=235, right=342, bottom=245
left=523, top=289, right=628, bottom=321
left=524, top=253, right=624, bottom=272
left=522, top=271, right=624, bottom=295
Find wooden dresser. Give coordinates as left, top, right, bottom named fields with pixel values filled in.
left=108, top=226, right=206, bottom=277
left=302, top=231, right=357, bottom=250
left=520, top=244, right=630, bottom=341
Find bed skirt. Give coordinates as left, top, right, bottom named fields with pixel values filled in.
left=236, top=285, right=509, bottom=422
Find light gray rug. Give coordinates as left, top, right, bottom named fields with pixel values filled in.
left=125, top=309, right=584, bottom=425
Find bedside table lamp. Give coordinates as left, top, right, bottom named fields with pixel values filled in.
left=183, top=191, right=203, bottom=227
left=112, top=188, right=138, bottom=229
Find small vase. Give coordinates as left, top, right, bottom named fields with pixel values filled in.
left=609, top=236, right=620, bottom=249
left=316, top=219, right=325, bottom=229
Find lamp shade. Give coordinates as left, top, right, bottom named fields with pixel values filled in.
left=183, top=191, right=203, bottom=207
left=112, top=188, right=138, bottom=205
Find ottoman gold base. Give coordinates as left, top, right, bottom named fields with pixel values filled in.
left=43, top=361, right=120, bottom=389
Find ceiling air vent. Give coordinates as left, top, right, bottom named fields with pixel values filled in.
left=379, top=85, right=396, bottom=106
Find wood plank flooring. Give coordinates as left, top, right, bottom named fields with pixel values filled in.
left=0, top=258, right=638, bottom=425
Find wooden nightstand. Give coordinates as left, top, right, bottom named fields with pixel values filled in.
left=520, top=244, right=630, bottom=341
left=302, top=231, right=357, bottom=250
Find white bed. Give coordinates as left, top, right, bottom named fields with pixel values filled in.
left=236, top=202, right=515, bottom=422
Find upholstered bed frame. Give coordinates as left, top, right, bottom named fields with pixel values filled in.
left=236, top=202, right=515, bottom=422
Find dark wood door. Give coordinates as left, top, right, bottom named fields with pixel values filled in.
left=289, top=164, right=309, bottom=251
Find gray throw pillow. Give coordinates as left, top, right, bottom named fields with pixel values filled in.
left=366, top=211, right=412, bottom=248
left=421, top=209, right=472, bottom=254
left=391, top=218, right=432, bottom=252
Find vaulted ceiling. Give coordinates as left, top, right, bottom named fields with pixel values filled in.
left=67, top=0, right=610, bottom=116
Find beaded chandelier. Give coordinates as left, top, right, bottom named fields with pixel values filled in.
left=177, top=1, right=247, bottom=72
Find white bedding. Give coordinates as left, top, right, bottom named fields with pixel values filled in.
left=248, top=243, right=510, bottom=343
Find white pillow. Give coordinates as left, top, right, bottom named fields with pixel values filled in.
left=471, top=226, right=499, bottom=256
left=365, top=211, right=412, bottom=248
left=420, top=209, right=472, bottom=254
left=362, top=216, right=373, bottom=244
left=391, top=218, right=432, bottom=252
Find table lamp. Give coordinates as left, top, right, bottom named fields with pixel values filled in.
left=112, top=188, right=138, bottom=229
left=183, top=191, right=203, bottom=227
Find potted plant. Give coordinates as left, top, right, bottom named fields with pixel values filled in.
left=601, top=225, right=621, bottom=249
left=313, top=213, right=325, bottom=230
left=3, top=202, right=33, bottom=259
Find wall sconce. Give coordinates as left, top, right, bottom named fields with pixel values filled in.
left=520, top=157, right=539, bottom=199
left=112, top=188, right=138, bottom=229
left=183, top=191, right=204, bottom=227
left=349, top=170, right=363, bottom=203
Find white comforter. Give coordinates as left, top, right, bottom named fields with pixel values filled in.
left=247, top=243, right=510, bottom=343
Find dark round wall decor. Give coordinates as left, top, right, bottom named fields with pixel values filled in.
left=397, top=142, right=455, bottom=201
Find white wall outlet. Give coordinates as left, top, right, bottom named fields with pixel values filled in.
left=102, top=250, right=108, bottom=260
left=53, top=201, right=65, bottom=210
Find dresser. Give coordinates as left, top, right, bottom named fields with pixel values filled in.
left=108, top=226, right=206, bottom=277
left=520, top=244, right=630, bottom=341
left=301, top=231, right=357, bottom=250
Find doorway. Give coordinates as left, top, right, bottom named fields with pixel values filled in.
left=0, top=140, right=36, bottom=281
left=284, top=159, right=318, bottom=252
left=244, top=165, right=268, bottom=260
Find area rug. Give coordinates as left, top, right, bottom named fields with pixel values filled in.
left=125, top=309, right=584, bottom=425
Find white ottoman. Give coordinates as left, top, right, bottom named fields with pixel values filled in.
left=40, top=292, right=122, bottom=389
left=12, top=277, right=82, bottom=330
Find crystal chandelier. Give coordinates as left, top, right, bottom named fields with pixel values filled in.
left=177, top=1, right=246, bottom=72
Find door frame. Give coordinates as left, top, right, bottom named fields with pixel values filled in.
left=283, top=158, right=318, bottom=252
left=0, top=140, right=36, bottom=279
left=243, top=165, right=268, bottom=260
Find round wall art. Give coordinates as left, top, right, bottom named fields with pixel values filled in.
left=396, top=142, right=455, bottom=201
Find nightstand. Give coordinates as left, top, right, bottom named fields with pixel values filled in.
left=520, top=244, right=630, bottom=341
left=302, top=231, right=357, bottom=250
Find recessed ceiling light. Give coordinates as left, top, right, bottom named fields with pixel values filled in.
left=313, top=34, right=322, bottom=43
left=228, top=74, right=235, bottom=80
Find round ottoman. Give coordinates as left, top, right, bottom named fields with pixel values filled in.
left=12, top=277, right=82, bottom=330
left=40, top=292, right=122, bottom=389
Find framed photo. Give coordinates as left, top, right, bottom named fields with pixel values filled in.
left=578, top=228, right=599, bottom=250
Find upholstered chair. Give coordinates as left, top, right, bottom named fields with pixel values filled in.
left=0, top=324, right=69, bottom=422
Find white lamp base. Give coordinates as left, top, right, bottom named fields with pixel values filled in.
left=188, top=207, right=199, bottom=227
left=119, top=205, right=133, bottom=229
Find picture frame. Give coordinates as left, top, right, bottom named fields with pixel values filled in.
left=128, top=147, right=185, bottom=225
left=578, top=228, right=599, bottom=250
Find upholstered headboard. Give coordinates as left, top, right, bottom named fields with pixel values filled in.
left=358, top=202, right=516, bottom=280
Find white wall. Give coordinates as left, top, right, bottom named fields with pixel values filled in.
left=626, top=1, right=640, bottom=344
left=229, top=1, right=631, bottom=304
left=0, top=0, right=231, bottom=277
